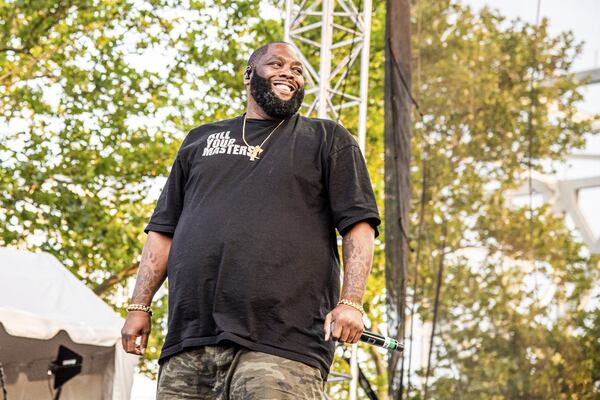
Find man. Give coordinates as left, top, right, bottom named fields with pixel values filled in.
left=121, top=42, right=380, bottom=399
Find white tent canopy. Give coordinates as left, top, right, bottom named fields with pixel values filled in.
left=0, top=247, right=138, bottom=400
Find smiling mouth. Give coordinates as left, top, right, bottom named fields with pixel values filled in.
left=273, top=82, right=295, bottom=95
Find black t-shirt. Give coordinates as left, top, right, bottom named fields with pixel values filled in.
left=145, top=113, right=380, bottom=379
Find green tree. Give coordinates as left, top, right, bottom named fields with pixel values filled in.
left=392, top=2, right=600, bottom=399
left=2, top=0, right=599, bottom=397
left=0, top=0, right=280, bottom=373
left=324, top=0, right=598, bottom=398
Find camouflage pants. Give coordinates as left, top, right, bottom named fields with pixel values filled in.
left=156, top=345, right=324, bottom=399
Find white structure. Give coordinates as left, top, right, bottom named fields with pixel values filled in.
left=0, top=247, right=138, bottom=400
left=575, top=67, right=600, bottom=85
left=285, top=2, right=374, bottom=398
left=512, top=169, right=600, bottom=254
left=512, top=69, right=600, bottom=254
left=284, top=0, right=372, bottom=153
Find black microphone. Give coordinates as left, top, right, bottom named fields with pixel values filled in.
left=360, top=330, right=404, bottom=352
left=329, top=322, right=403, bottom=352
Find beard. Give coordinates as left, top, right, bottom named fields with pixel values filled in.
left=250, top=72, right=305, bottom=119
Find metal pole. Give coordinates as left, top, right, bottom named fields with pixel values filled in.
left=318, top=0, right=334, bottom=118
left=357, top=0, right=372, bottom=154
left=349, top=343, right=359, bottom=400
left=284, top=0, right=293, bottom=42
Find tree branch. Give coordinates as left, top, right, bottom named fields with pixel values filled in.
left=94, top=261, right=139, bottom=295
left=0, top=47, right=30, bottom=54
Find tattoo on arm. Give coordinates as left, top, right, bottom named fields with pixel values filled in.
left=131, top=236, right=169, bottom=305
left=341, top=224, right=374, bottom=303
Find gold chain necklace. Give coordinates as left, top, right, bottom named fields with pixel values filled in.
left=242, top=114, right=286, bottom=161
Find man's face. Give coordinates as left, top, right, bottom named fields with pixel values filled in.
left=248, top=44, right=305, bottom=119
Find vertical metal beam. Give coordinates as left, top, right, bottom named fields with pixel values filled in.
left=349, top=343, right=358, bottom=400
left=357, top=0, right=371, bottom=153
left=318, top=0, right=334, bottom=118
left=284, top=0, right=293, bottom=42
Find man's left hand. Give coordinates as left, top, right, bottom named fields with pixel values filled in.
left=324, top=304, right=363, bottom=343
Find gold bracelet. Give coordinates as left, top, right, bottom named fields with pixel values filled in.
left=337, top=298, right=365, bottom=315
left=126, top=303, right=153, bottom=316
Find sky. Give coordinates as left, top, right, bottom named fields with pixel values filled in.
left=461, top=0, right=600, bottom=240
left=462, top=0, right=600, bottom=115
left=128, top=1, right=600, bottom=398
left=400, top=0, right=600, bottom=392
left=464, top=0, right=600, bottom=71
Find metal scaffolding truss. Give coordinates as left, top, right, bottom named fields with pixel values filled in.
left=511, top=169, right=600, bottom=253
left=284, top=0, right=372, bottom=152
left=509, top=69, right=600, bottom=254
left=284, top=1, right=373, bottom=399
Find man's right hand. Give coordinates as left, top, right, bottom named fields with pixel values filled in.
left=121, top=311, right=151, bottom=355
left=121, top=231, right=171, bottom=355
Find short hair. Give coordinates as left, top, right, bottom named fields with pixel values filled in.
left=247, top=41, right=293, bottom=67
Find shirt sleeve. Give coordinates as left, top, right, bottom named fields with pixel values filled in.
left=144, top=154, right=187, bottom=236
left=326, top=144, right=381, bottom=237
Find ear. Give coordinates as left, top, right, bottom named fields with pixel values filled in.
left=244, top=67, right=252, bottom=81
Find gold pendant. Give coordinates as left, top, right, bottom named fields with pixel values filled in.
left=248, top=145, right=263, bottom=161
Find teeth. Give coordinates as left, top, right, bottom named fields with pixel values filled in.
left=275, top=83, right=292, bottom=93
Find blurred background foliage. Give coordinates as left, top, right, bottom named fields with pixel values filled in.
left=1, top=0, right=598, bottom=398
